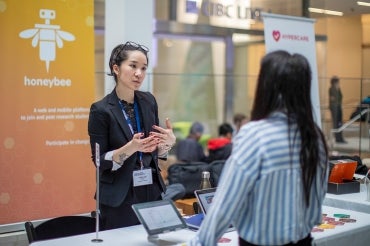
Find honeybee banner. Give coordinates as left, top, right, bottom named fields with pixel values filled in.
left=0, top=0, right=95, bottom=224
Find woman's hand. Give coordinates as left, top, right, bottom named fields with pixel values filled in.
left=129, top=132, right=158, bottom=153
left=150, top=118, right=176, bottom=153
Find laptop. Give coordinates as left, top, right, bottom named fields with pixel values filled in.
left=185, top=187, right=235, bottom=232
left=132, top=199, right=189, bottom=245
left=328, top=159, right=357, bottom=183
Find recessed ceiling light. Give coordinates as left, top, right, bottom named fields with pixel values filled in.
left=357, top=1, right=370, bottom=7
left=308, top=7, right=344, bottom=16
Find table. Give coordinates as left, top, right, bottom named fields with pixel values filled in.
left=30, top=224, right=237, bottom=246
left=30, top=206, right=370, bottom=246
left=323, top=183, right=370, bottom=214
left=175, top=198, right=197, bottom=215
left=313, top=206, right=370, bottom=246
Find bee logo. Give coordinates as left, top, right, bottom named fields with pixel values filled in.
left=19, top=9, right=75, bottom=73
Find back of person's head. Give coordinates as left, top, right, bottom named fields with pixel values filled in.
left=218, top=123, right=233, bottom=137
left=189, top=122, right=204, bottom=135
left=233, top=113, right=246, bottom=125
left=251, top=50, right=312, bottom=121
left=233, top=113, right=248, bottom=132
left=330, top=76, right=339, bottom=86
left=251, top=50, right=328, bottom=207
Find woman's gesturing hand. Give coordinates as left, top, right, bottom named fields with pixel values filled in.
left=150, top=118, right=176, bottom=152
left=129, top=132, right=158, bottom=153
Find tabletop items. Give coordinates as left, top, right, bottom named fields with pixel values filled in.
left=312, top=212, right=357, bottom=233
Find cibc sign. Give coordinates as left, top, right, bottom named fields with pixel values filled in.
left=185, top=0, right=263, bottom=22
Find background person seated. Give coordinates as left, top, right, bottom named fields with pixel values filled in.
left=206, top=123, right=233, bottom=163
left=233, top=113, right=249, bottom=135
left=175, top=121, right=207, bottom=162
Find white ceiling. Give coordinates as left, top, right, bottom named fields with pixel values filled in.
left=250, top=0, right=370, bottom=17
left=310, top=0, right=370, bottom=16
left=94, top=0, right=370, bottom=30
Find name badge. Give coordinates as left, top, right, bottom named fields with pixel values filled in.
left=133, top=168, right=153, bottom=187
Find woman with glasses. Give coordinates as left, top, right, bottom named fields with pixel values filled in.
left=88, top=41, right=176, bottom=229
left=189, top=50, right=329, bottom=246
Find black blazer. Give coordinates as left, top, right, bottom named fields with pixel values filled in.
left=88, top=89, right=166, bottom=207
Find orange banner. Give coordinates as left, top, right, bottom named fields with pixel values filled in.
left=0, top=0, right=95, bottom=224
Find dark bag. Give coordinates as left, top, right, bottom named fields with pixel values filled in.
left=167, top=162, right=210, bottom=198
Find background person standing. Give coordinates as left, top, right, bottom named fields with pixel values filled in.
left=329, top=76, right=346, bottom=143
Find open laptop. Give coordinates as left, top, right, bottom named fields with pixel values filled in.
left=132, top=199, right=189, bottom=245
left=185, top=187, right=235, bottom=232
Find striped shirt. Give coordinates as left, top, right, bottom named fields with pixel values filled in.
left=189, top=112, right=328, bottom=246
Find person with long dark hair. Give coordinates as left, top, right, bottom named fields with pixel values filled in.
left=189, top=50, right=328, bottom=246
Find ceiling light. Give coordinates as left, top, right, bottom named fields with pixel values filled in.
left=308, top=7, right=344, bottom=16
left=357, top=1, right=370, bottom=7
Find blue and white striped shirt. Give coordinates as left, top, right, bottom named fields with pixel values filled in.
left=189, top=112, right=328, bottom=246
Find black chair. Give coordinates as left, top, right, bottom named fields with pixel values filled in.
left=209, top=160, right=226, bottom=187
left=24, top=215, right=96, bottom=244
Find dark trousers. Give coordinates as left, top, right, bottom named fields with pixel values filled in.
left=330, top=105, right=344, bottom=141
left=100, top=178, right=162, bottom=230
left=239, top=234, right=312, bottom=246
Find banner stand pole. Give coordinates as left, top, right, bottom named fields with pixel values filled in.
left=92, top=143, right=103, bottom=243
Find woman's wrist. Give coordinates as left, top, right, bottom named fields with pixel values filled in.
left=113, top=142, right=134, bottom=165
left=158, top=143, right=174, bottom=156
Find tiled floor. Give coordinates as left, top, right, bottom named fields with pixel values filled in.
left=330, top=136, right=370, bottom=158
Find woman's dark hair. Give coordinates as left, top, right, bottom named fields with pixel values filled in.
left=108, top=41, right=149, bottom=82
left=251, top=50, right=328, bottom=206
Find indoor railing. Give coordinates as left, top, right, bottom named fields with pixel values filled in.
left=329, top=105, right=370, bottom=153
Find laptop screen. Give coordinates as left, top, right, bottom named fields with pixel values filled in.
left=194, top=187, right=217, bottom=214
left=132, top=199, right=188, bottom=236
left=189, top=188, right=235, bottom=232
